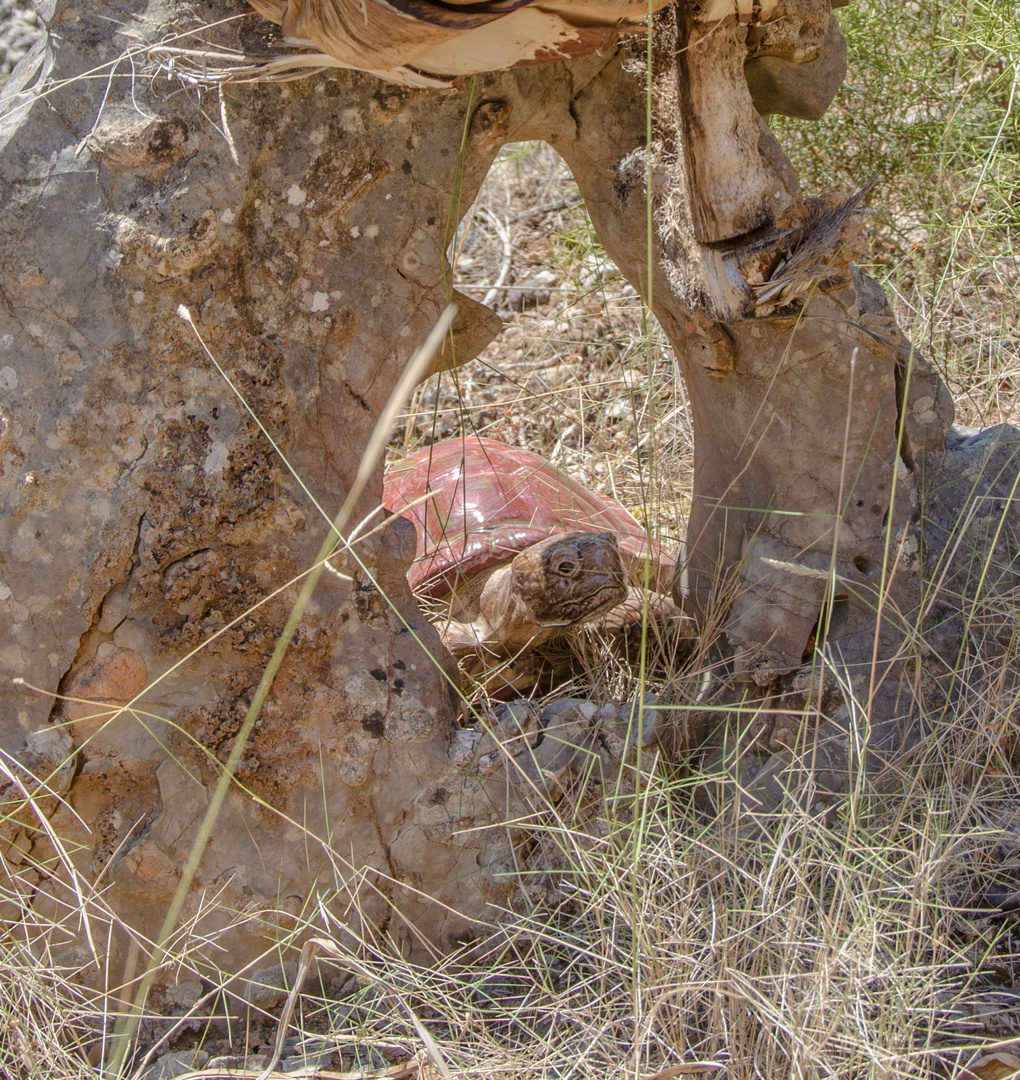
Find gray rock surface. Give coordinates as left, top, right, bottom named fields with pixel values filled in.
left=919, top=423, right=1020, bottom=665
left=0, top=2, right=656, bottom=995
left=746, top=17, right=849, bottom=121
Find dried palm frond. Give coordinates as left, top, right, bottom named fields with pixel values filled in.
left=748, top=178, right=878, bottom=313
left=150, top=42, right=452, bottom=88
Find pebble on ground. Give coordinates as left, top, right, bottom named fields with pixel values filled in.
left=0, top=3, right=43, bottom=79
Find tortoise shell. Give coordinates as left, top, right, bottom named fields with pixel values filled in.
left=382, top=435, right=674, bottom=599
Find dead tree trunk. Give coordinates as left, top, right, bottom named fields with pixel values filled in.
left=548, top=22, right=945, bottom=815
left=1, top=0, right=1018, bottom=1007
left=548, top=9, right=1019, bottom=817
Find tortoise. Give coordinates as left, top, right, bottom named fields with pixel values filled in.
left=382, top=435, right=678, bottom=689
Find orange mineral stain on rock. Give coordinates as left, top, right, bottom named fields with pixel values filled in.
left=121, top=840, right=180, bottom=889
left=64, top=645, right=148, bottom=738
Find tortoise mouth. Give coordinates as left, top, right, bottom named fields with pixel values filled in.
left=535, top=580, right=628, bottom=626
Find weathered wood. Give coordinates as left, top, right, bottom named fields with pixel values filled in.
left=671, top=12, right=803, bottom=245
left=246, top=0, right=672, bottom=83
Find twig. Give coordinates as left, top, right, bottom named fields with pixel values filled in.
left=477, top=209, right=513, bottom=308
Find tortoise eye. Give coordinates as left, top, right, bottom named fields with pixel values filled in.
left=556, top=560, right=579, bottom=578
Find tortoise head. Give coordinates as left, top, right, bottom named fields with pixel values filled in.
left=510, top=531, right=628, bottom=627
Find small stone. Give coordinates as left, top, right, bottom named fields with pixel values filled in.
left=141, top=1049, right=208, bottom=1080
left=281, top=1038, right=333, bottom=1071
left=503, top=271, right=555, bottom=310
left=448, top=727, right=481, bottom=768
left=243, top=962, right=298, bottom=1010
left=620, top=694, right=661, bottom=749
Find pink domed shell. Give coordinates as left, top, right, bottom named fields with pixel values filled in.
left=382, top=436, right=675, bottom=599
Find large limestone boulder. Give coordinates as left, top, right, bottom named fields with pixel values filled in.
left=0, top=0, right=520, bottom=1000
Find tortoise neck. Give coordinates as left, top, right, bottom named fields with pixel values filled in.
left=478, top=567, right=562, bottom=650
